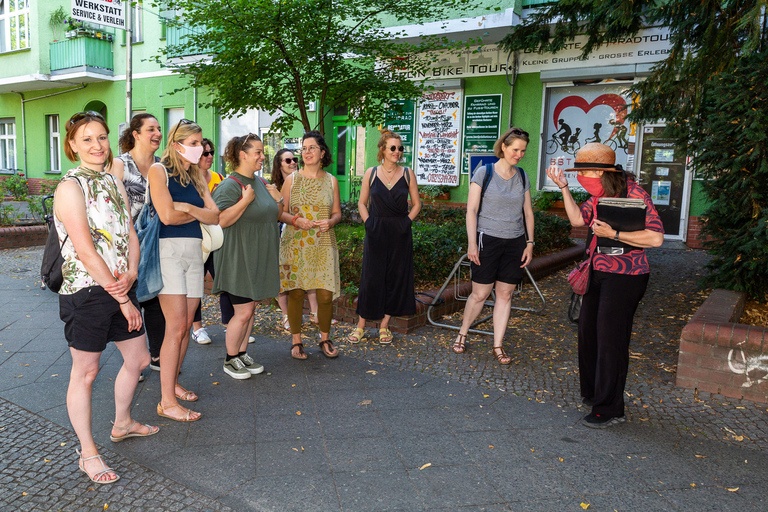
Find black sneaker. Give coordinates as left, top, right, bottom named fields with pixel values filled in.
left=149, top=358, right=160, bottom=372
left=582, top=413, right=626, bottom=429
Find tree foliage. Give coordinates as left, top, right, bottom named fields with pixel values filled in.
left=158, top=0, right=478, bottom=135
left=500, top=0, right=768, bottom=299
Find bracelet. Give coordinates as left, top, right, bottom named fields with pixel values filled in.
left=277, top=197, right=284, bottom=204
left=614, top=230, right=620, bottom=241
left=118, top=298, right=130, bottom=305
left=292, top=214, right=301, bottom=227
left=526, top=240, right=535, bottom=246
left=559, top=185, right=568, bottom=189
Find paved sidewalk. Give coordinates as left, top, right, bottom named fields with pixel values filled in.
left=1, top=247, right=767, bottom=511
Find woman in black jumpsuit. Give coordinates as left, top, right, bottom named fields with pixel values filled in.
left=349, top=131, right=421, bottom=344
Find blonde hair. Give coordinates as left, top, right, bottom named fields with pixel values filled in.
left=160, top=120, right=207, bottom=197
left=376, top=130, right=402, bottom=163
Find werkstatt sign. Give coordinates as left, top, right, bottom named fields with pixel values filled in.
left=71, top=0, right=126, bottom=30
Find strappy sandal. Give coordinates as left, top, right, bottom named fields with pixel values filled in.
left=280, top=314, right=290, bottom=331
left=110, top=420, right=160, bottom=442
left=291, top=341, right=307, bottom=360
left=319, top=339, right=339, bottom=358
left=175, top=384, right=198, bottom=402
left=347, top=327, right=364, bottom=343
left=379, top=328, right=393, bottom=344
left=77, top=448, right=119, bottom=484
left=310, top=312, right=338, bottom=325
left=157, top=402, right=201, bottom=422
left=492, top=346, right=512, bottom=365
left=452, top=333, right=468, bottom=354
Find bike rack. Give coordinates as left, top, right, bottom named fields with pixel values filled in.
left=425, top=253, right=546, bottom=336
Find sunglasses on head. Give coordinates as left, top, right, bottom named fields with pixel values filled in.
left=389, top=145, right=405, bottom=152
left=170, top=118, right=195, bottom=140
left=283, top=157, right=299, bottom=164
left=67, top=111, right=104, bottom=129
left=508, top=128, right=529, bottom=138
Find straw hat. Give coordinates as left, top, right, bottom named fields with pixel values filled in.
left=564, top=143, right=623, bottom=172
left=201, top=223, right=223, bottom=263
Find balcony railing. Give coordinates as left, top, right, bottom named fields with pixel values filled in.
left=50, top=37, right=113, bottom=74
left=166, top=24, right=211, bottom=58
left=522, top=0, right=555, bottom=7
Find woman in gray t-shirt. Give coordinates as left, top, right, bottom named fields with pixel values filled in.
left=452, top=127, right=535, bottom=364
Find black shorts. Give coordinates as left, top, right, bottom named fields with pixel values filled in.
left=59, top=285, right=145, bottom=353
left=225, top=292, right=256, bottom=305
left=470, top=233, right=526, bottom=285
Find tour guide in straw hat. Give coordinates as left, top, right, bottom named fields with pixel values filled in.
left=546, top=143, right=664, bottom=428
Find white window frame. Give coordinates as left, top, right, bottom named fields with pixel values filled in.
left=48, top=115, right=61, bottom=174
left=0, top=118, right=17, bottom=173
left=0, top=0, right=30, bottom=53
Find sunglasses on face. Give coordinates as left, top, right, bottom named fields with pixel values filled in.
left=67, top=111, right=104, bottom=129
left=389, top=145, right=405, bottom=152
left=283, top=157, right=299, bottom=164
left=202, top=151, right=214, bottom=157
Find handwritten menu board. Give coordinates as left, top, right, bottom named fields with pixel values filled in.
left=415, top=89, right=462, bottom=186
left=384, top=99, right=416, bottom=169
left=462, top=94, right=502, bottom=174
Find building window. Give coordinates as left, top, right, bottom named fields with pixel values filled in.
left=48, top=115, right=61, bottom=174
left=0, top=0, right=30, bottom=53
left=0, top=118, right=17, bottom=173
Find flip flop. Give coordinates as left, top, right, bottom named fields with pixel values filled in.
left=110, top=420, right=160, bottom=442
left=291, top=341, right=307, bottom=360
left=319, top=339, right=339, bottom=359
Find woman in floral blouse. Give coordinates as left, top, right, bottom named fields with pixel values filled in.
left=55, top=112, right=158, bottom=485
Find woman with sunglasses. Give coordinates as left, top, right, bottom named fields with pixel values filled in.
left=149, top=119, right=219, bottom=422
left=56, top=112, right=158, bottom=485
left=348, top=130, right=420, bottom=344
left=110, top=113, right=166, bottom=375
left=212, top=134, right=282, bottom=379
left=271, top=148, right=298, bottom=331
left=452, top=127, right=535, bottom=365
left=278, top=131, right=342, bottom=359
left=546, top=143, right=663, bottom=428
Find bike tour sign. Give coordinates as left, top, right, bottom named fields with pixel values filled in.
left=540, top=83, right=634, bottom=191
left=70, top=0, right=126, bottom=30
left=415, top=89, right=463, bottom=186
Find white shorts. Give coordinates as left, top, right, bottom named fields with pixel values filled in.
left=158, top=238, right=204, bottom=298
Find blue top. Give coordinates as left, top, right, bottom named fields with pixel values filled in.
left=159, top=171, right=204, bottom=239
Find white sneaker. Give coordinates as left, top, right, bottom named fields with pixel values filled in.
left=225, top=326, right=255, bottom=343
left=192, top=327, right=211, bottom=345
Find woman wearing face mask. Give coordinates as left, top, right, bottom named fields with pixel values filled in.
left=56, top=112, right=157, bottom=485
left=278, top=131, right=342, bottom=360
left=546, top=143, right=663, bottom=428
left=212, top=134, right=282, bottom=379
left=149, top=119, right=219, bottom=422
left=452, top=127, right=534, bottom=365
left=110, top=114, right=166, bottom=375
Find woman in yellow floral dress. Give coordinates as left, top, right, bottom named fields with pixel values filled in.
left=278, top=131, right=341, bottom=359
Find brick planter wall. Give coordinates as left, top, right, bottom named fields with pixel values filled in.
left=685, top=216, right=712, bottom=249
left=676, top=289, right=768, bottom=404
left=0, top=225, right=48, bottom=249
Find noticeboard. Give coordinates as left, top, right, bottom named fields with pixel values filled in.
left=462, top=95, right=502, bottom=174
left=384, top=99, right=416, bottom=169
left=415, top=89, right=462, bottom=186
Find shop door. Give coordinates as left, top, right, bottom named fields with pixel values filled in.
left=636, top=125, right=692, bottom=240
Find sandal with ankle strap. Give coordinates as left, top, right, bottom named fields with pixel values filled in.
left=175, top=384, right=198, bottom=402
left=157, top=402, right=201, bottom=422
left=291, top=341, right=307, bottom=360
left=77, top=448, right=120, bottom=484
left=452, top=333, right=468, bottom=354
left=110, top=420, right=160, bottom=442
left=492, top=346, right=512, bottom=365
left=279, top=314, right=290, bottom=332
left=319, top=339, right=339, bottom=358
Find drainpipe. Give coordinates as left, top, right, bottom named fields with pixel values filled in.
left=13, top=84, right=88, bottom=176
left=193, top=86, right=198, bottom=123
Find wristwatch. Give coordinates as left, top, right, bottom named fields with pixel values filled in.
left=614, top=231, right=620, bottom=241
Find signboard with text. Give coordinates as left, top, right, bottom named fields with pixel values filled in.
left=71, top=0, right=126, bottom=30
left=415, top=90, right=462, bottom=186
left=384, top=99, right=416, bottom=169
left=462, top=94, right=502, bottom=174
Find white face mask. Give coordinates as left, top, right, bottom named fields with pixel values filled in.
left=176, top=143, right=204, bottom=164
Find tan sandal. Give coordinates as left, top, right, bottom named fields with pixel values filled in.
left=77, top=449, right=119, bottom=484
left=492, top=346, right=512, bottom=365
left=291, top=341, right=307, bottom=360
left=175, top=384, right=198, bottom=402
left=319, top=339, right=339, bottom=358
left=452, top=333, right=468, bottom=354
left=347, top=327, right=364, bottom=343
left=157, top=402, right=201, bottom=422
left=379, top=328, right=393, bottom=344
left=110, top=420, right=159, bottom=442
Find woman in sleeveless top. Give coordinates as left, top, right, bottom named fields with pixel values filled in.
left=56, top=112, right=158, bottom=485
left=148, top=119, right=219, bottom=422
left=348, top=131, right=420, bottom=344
left=278, top=131, right=341, bottom=360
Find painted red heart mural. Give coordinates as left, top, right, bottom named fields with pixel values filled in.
left=553, top=93, right=628, bottom=140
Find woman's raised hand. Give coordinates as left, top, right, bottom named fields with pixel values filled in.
left=546, top=165, right=568, bottom=189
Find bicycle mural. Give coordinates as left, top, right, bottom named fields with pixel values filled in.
left=728, top=341, right=768, bottom=388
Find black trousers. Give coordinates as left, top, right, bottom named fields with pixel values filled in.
left=578, top=270, right=649, bottom=418
left=140, top=296, right=165, bottom=359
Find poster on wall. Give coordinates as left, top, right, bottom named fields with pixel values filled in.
left=415, top=89, right=462, bottom=186
left=384, top=100, right=416, bottom=169
left=462, top=94, right=502, bottom=174
left=540, top=83, right=634, bottom=190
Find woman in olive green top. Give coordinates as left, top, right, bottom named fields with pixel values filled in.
left=212, top=134, right=282, bottom=380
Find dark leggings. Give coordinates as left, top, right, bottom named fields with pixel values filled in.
left=192, top=256, right=235, bottom=325
left=288, top=289, right=333, bottom=334
left=140, top=296, right=165, bottom=359
left=578, top=270, right=649, bottom=418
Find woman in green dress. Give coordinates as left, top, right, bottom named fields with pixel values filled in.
left=212, top=134, right=283, bottom=380
left=278, top=131, right=342, bottom=360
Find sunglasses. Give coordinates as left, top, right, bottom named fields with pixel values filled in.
left=389, top=145, right=405, bottom=152
left=67, top=111, right=104, bottom=129
left=202, top=151, right=214, bottom=157
left=508, top=128, right=529, bottom=138
left=283, top=157, right=299, bottom=164
left=170, top=118, right=195, bottom=140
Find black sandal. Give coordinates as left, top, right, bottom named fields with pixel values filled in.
left=291, top=342, right=307, bottom=360
left=318, top=339, right=339, bottom=359
left=452, top=333, right=468, bottom=354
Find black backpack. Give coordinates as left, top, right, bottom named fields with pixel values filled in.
left=41, top=179, right=85, bottom=292
left=477, top=163, right=529, bottom=239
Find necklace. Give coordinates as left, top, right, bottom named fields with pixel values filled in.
left=380, top=165, right=399, bottom=189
